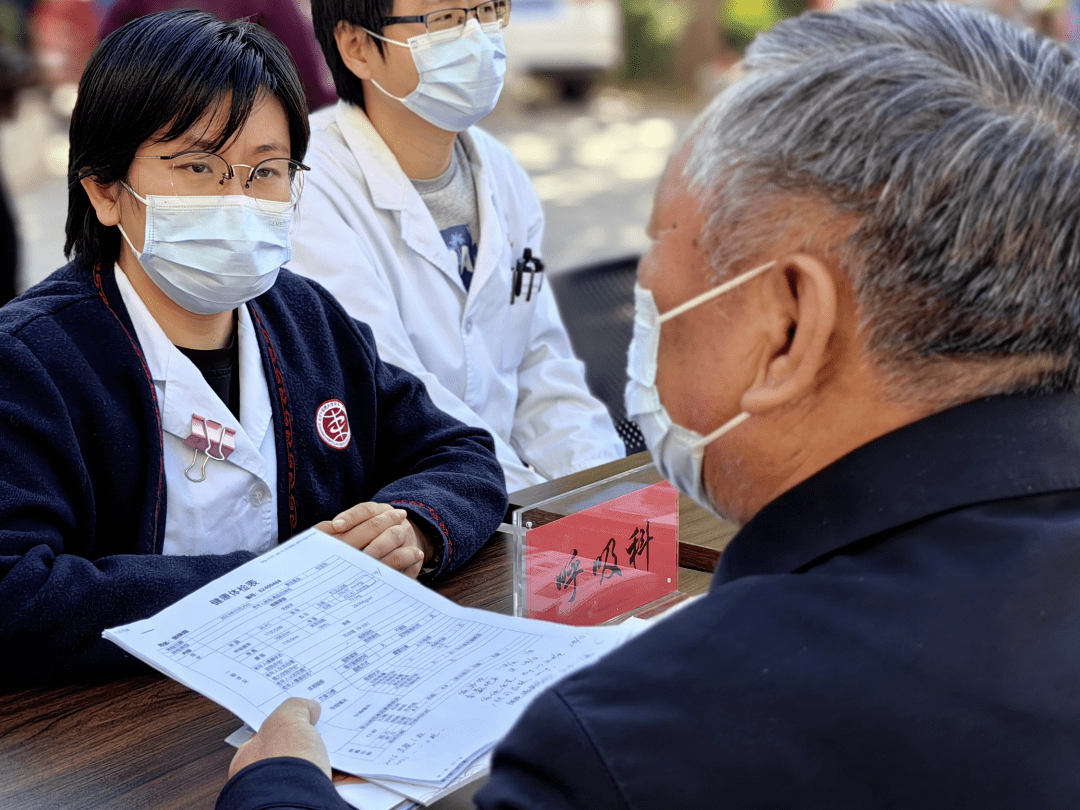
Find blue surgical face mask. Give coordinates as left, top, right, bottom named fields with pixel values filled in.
left=117, top=183, right=291, bottom=315
left=364, top=19, right=506, bottom=132
left=624, top=260, right=776, bottom=518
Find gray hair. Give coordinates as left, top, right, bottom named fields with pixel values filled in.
left=687, top=0, right=1080, bottom=400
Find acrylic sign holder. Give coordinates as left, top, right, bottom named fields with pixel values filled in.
left=512, top=463, right=683, bottom=626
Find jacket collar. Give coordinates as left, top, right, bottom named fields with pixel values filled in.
left=335, top=101, right=411, bottom=212
left=334, top=100, right=488, bottom=214
left=333, top=101, right=502, bottom=288
left=716, top=392, right=1080, bottom=584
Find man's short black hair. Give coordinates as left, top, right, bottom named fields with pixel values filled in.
left=65, top=9, right=310, bottom=271
left=311, top=0, right=395, bottom=110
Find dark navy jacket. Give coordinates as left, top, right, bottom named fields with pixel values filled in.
left=0, top=260, right=507, bottom=692
left=219, top=392, right=1080, bottom=810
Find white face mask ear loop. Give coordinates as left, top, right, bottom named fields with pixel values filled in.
left=695, top=410, right=751, bottom=520
left=119, top=180, right=149, bottom=207
left=697, top=411, right=751, bottom=448
left=657, top=259, right=777, bottom=326
left=659, top=260, right=778, bottom=450
left=370, top=78, right=411, bottom=103
left=115, top=180, right=149, bottom=259
left=361, top=27, right=414, bottom=103
left=116, top=222, right=140, bottom=258
left=361, top=26, right=411, bottom=48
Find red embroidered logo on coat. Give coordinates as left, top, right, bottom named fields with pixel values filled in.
left=316, top=399, right=351, bottom=449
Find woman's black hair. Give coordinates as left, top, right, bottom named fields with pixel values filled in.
left=65, top=10, right=310, bottom=270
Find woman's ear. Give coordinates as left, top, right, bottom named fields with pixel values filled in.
left=80, top=176, right=122, bottom=227
left=741, top=254, right=838, bottom=414
left=334, top=21, right=377, bottom=81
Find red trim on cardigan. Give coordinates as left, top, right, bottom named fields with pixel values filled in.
left=391, top=499, right=452, bottom=570
left=250, top=306, right=298, bottom=531
left=93, top=265, right=166, bottom=546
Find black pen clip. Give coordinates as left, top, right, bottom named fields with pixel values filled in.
left=512, top=248, right=545, bottom=304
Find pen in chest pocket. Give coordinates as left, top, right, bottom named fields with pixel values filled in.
left=510, top=248, right=544, bottom=304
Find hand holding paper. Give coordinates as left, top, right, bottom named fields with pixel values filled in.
left=229, top=697, right=332, bottom=780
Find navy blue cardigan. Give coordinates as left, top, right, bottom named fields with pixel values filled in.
left=0, top=261, right=507, bottom=691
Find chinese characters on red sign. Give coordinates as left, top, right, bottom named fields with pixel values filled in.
left=525, top=482, right=678, bottom=625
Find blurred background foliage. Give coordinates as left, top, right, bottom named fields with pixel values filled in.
left=620, top=0, right=807, bottom=88
left=618, top=0, right=1072, bottom=93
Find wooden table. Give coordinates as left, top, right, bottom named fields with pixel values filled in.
left=0, top=458, right=739, bottom=810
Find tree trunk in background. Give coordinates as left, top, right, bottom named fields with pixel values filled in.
left=676, top=0, right=724, bottom=92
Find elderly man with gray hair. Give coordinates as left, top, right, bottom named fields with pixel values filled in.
left=216, top=2, right=1080, bottom=808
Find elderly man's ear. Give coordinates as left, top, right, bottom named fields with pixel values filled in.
left=741, top=254, right=838, bottom=414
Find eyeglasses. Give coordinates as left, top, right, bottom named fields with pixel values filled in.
left=131, top=151, right=310, bottom=211
left=382, top=0, right=511, bottom=36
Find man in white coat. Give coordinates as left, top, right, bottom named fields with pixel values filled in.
left=291, top=0, right=626, bottom=492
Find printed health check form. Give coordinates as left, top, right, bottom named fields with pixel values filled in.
left=104, top=529, right=638, bottom=789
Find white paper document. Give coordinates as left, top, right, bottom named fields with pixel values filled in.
left=105, top=529, right=635, bottom=786
left=367, top=751, right=491, bottom=805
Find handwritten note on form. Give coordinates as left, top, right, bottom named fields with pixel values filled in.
left=104, top=529, right=636, bottom=787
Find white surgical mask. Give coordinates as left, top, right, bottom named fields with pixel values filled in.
left=118, top=183, right=291, bottom=315
left=625, top=260, right=776, bottom=517
left=365, top=19, right=506, bottom=132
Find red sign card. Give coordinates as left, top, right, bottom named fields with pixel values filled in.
left=524, top=481, right=679, bottom=626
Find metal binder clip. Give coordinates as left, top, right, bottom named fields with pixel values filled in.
left=182, top=415, right=237, bottom=482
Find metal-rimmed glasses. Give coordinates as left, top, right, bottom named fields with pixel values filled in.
left=131, top=151, right=310, bottom=211
left=381, top=0, right=511, bottom=36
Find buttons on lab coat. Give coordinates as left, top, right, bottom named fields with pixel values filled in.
left=250, top=484, right=271, bottom=507
left=464, top=318, right=473, bottom=334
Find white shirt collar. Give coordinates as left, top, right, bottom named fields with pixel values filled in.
left=113, top=264, right=273, bottom=472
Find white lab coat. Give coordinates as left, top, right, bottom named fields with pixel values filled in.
left=289, top=102, right=624, bottom=492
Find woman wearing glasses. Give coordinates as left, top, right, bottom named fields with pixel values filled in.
left=0, top=9, right=506, bottom=691
left=288, top=1, right=626, bottom=493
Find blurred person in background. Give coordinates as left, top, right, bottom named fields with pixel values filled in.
left=218, top=3, right=1080, bottom=808
left=0, top=9, right=506, bottom=693
left=288, top=0, right=626, bottom=493
left=28, top=0, right=101, bottom=101
left=0, top=0, right=33, bottom=305
left=100, top=0, right=338, bottom=109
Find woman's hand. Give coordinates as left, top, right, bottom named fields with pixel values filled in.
left=316, top=502, right=433, bottom=579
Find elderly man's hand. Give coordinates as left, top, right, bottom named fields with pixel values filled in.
left=316, top=502, right=433, bottom=579
left=228, top=698, right=331, bottom=780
